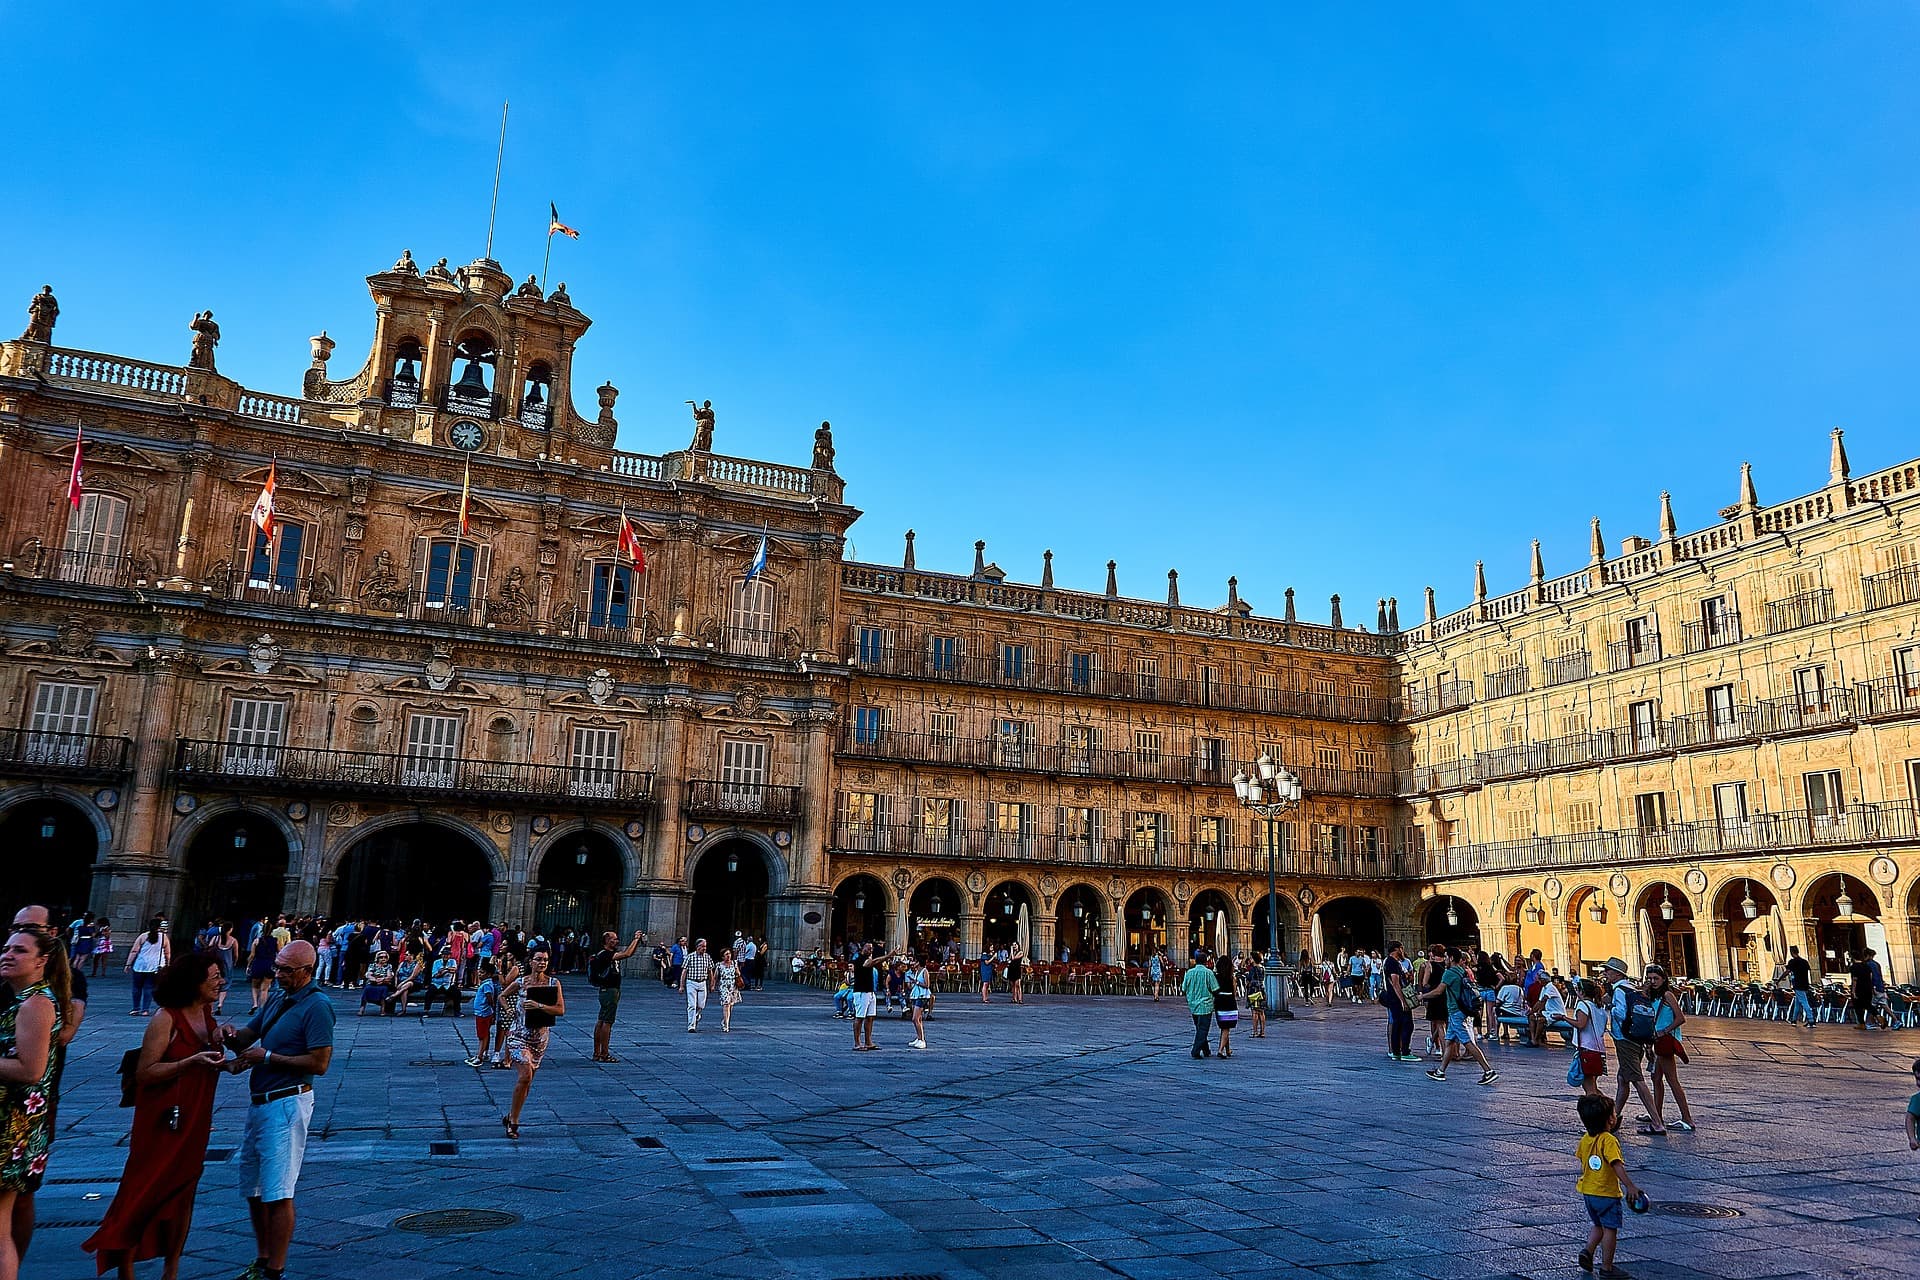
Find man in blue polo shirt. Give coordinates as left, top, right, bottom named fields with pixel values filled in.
left=221, top=939, right=335, bottom=1280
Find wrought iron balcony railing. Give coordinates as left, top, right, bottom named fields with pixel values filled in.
left=433, top=383, right=502, bottom=420
left=1482, top=667, right=1529, bottom=701
left=1855, top=674, right=1920, bottom=721
left=685, top=780, right=803, bottom=820
left=1429, top=800, right=1920, bottom=878
left=1606, top=636, right=1661, bottom=672
left=1763, top=589, right=1834, bottom=634
left=1861, top=565, right=1920, bottom=612
left=828, top=822, right=1415, bottom=880
left=1403, top=680, right=1473, bottom=719
left=1679, top=610, right=1742, bottom=654
left=846, top=647, right=1394, bottom=722
left=0, top=729, right=134, bottom=780
left=172, top=739, right=653, bottom=807
left=1542, top=651, right=1591, bottom=687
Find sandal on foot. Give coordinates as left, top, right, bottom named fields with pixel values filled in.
left=1577, top=1248, right=1594, bottom=1272
left=1636, top=1124, right=1667, bottom=1135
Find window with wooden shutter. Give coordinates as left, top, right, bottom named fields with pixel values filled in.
left=28, top=682, right=97, bottom=764
left=719, top=738, right=769, bottom=809
left=404, top=713, right=461, bottom=787
left=729, top=580, right=777, bottom=656
left=569, top=726, right=621, bottom=797
left=61, top=492, right=128, bottom=585
left=222, top=699, right=287, bottom=776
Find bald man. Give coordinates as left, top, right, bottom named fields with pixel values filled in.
left=221, top=937, right=334, bottom=1280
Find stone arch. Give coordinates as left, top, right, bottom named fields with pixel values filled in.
left=1562, top=883, right=1612, bottom=977
left=1632, top=879, right=1697, bottom=976
left=323, top=811, right=508, bottom=883
left=530, top=818, right=641, bottom=887
left=681, top=828, right=789, bottom=897
left=0, top=782, right=114, bottom=849
left=169, top=799, right=300, bottom=937
left=1054, top=880, right=1108, bottom=963
left=0, top=783, right=114, bottom=923
left=982, top=878, right=1037, bottom=951
left=1314, top=894, right=1387, bottom=956
left=166, top=796, right=304, bottom=869
left=1708, top=871, right=1780, bottom=981
left=1501, top=886, right=1554, bottom=966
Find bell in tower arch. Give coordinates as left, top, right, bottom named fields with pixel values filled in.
left=523, top=378, right=544, bottom=406
left=453, top=357, right=489, bottom=398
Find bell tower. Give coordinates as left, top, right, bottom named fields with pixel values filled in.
left=308, top=250, right=609, bottom=462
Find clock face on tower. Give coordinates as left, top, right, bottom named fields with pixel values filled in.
left=449, top=420, right=485, bottom=451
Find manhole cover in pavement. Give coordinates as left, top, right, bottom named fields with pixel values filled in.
left=633, top=1136, right=665, bottom=1149
left=394, top=1209, right=522, bottom=1235
left=1652, top=1203, right=1742, bottom=1219
left=740, top=1186, right=829, bottom=1199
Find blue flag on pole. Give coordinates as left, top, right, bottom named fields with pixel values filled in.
left=745, top=531, right=768, bottom=581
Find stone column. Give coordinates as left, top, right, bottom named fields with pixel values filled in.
left=791, top=710, right=834, bottom=894
left=960, top=911, right=983, bottom=960
left=646, top=701, right=694, bottom=882
left=106, top=648, right=187, bottom=924
left=1697, top=917, right=1726, bottom=981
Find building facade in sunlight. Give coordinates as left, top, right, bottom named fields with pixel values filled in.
left=2, top=253, right=1915, bottom=982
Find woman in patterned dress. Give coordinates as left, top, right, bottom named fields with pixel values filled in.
left=0, top=926, right=71, bottom=1280
left=715, top=948, right=741, bottom=1032
left=500, top=951, right=563, bottom=1139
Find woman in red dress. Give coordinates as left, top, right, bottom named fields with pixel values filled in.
left=85, top=954, right=230, bottom=1279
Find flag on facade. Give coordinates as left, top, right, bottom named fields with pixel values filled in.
left=458, top=454, right=472, bottom=537
left=249, top=460, right=277, bottom=539
left=549, top=202, right=580, bottom=240
left=66, top=423, right=83, bottom=510
left=744, top=529, right=768, bottom=581
left=617, top=506, right=646, bottom=569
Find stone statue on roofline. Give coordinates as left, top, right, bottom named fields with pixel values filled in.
left=188, top=310, right=221, bottom=370
left=812, top=420, right=836, bottom=471
left=688, top=399, right=715, bottom=452
left=21, top=286, right=57, bottom=343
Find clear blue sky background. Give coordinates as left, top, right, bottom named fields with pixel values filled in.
left=5, top=5, right=1917, bottom=621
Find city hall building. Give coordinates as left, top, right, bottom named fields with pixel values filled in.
left=3, top=249, right=1916, bottom=983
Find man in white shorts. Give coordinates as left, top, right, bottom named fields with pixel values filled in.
left=680, top=937, right=714, bottom=1031
left=222, top=939, right=335, bottom=1280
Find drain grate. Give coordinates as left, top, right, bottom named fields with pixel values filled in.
left=740, top=1186, right=829, bottom=1199
left=429, top=1140, right=459, bottom=1156
left=834, top=1274, right=942, bottom=1280
left=205, top=1148, right=234, bottom=1162
left=394, top=1209, right=522, bottom=1235
left=1652, top=1203, right=1743, bottom=1219
left=34, top=1220, right=103, bottom=1230
left=43, top=1176, right=119, bottom=1185
left=633, top=1136, right=665, bottom=1149
left=705, top=1155, right=783, bottom=1164
left=666, top=1114, right=726, bottom=1126
left=407, top=1059, right=474, bottom=1068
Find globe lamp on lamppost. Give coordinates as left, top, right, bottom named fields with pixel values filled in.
left=1231, top=752, right=1303, bottom=1018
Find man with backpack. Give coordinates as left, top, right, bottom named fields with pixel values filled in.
left=1422, top=946, right=1498, bottom=1085
left=587, top=928, right=647, bottom=1062
left=1603, top=957, right=1667, bottom=1135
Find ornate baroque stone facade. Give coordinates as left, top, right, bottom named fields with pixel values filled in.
left=1, top=254, right=1916, bottom=980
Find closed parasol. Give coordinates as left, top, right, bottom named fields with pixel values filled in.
left=1309, top=912, right=1324, bottom=965
left=1637, top=908, right=1655, bottom=971
left=1769, top=904, right=1789, bottom=969
left=1213, top=911, right=1228, bottom=960
left=1016, top=903, right=1030, bottom=957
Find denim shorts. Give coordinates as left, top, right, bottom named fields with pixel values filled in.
left=1445, top=1010, right=1475, bottom=1044
left=1583, top=1193, right=1623, bottom=1230
left=239, top=1092, right=315, bottom=1203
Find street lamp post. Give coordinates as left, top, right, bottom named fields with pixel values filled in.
left=1232, top=752, right=1304, bottom=1019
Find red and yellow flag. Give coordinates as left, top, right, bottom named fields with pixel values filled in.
left=458, top=455, right=472, bottom=537
left=249, top=461, right=277, bottom=539
left=549, top=202, right=580, bottom=240
left=617, top=506, right=645, bottom=569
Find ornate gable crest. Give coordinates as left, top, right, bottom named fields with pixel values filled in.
left=234, top=464, right=334, bottom=498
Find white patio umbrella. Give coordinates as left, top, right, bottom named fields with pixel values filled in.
left=1637, top=908, right=1655, bottom=971
left=1769, top=904, right=1789, bottom=970
left=1213, top=911, right=1228, bottom=960
left=1015, top=902, right=1030, bottom=957
left=1309, top=912, right=1324, bottom=965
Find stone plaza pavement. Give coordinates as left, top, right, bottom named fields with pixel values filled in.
left=32, top=975, right=1920, bottom=1280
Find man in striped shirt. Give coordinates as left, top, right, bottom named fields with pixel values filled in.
left=679, top=938, right=714, bottom=1031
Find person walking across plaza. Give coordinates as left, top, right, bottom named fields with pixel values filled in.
left=715, top=947, right=742, bottom=1032
left=587, top=929, right=646, bottom=1063
left=1245, top=953, right=1268, bottom=1038
left=465, top=961, right=498, bottom=1068
left=85, top=953, right=232, bottom=1280
left=0, top=926, right=73, bottom=1280
left=242, top=921, right=276, bottom=1016
left=218, top=938, right=333, bottom=1280
left=1574, top=1094, right=1647, bottom=1277
left=1417, top=944, right=1448, bottom=1056
left=906, top=955, right=932, bottom=1049
left=1643, top=967, right=1695, bottom=1133
left=1213, top=954, right=1238, bottom=1057
left=127, top=919, right=170, bottom=1017
left=1381, top=941, right=1417, bottom=1061
left=500, top=950, right=563, bottom=1139
left=1183, top=949, right=1218, bottom=1059
left=1148, top=950, right=1165, bottom=1002
left=1783, top=946, right=1816, bottom=1027
left=850, top=943, right=881, bottom=1050
left=1570, top=979, right=1610, bottom=1096
left=1421, top=947, right=1497, bottom=1086
left=1602, top=958, right=1665, bottom=1135
left=679, top=938, right=714, bottom=1032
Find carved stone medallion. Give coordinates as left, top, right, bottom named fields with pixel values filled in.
left=891, top=868, right=913, bottom=891
left=1769, top=862, right=1796, bottom=892
left=248, top=633, right=280, bottom=674
left=424, top=654, right=454, bottom=692
left=586, top=668, right=614, bottom=706
left=1683, top=868, right=1708, bottom=896
left=1608, top=873, right=1631, bottom=899
left=1868, top=856, right=1898, bottom=886
left=1543, top=877, right=1563, bottom=901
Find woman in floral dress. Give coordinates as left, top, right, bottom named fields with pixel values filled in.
left=715, top=948, right=741, bottom=1032
left=500, top=951, right=563, bottom=1138
left=1, top=926, right=71, bottom=1280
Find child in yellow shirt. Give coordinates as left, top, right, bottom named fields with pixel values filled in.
left=1576, top=1095, right=1648, bottom=1276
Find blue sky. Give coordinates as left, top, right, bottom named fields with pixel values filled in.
left=5, top=5, right=1917, bottom=621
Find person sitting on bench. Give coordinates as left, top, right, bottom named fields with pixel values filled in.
left=425, top=952, right=461, bottom=1015
left=360, top=951, right=395, bottom=1016
left=1531, top=976, right=1576, bottom=1046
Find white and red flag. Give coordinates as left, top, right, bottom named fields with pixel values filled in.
left=66, top=423, right=83, bottom=510
left=249, top=460, right=277, bottom=539
left=617, top=506, right=646, bottom=569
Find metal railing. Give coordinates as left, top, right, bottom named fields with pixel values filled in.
left=1680, top=611, right=1742, bottom=654
left=1542, top=651, right=1591, bottom=687
left=19, top=547, right=139, bottom=588
left=173, top=739, right=653, bottom=806
left=1763, top=589, right=1834, bottom=634
left=1855, top=675, right=1920, bottom=721
left=434, top=383, right=502, bottom=420
left=847, top=647, right=1394, bottom=722
left=1430, top=800, right=1920, bottom=878
left=685, top=780, right=803, bottom=819
left=0, top=729, right=134, bottom=779
left=828, top=822, right=1414, bottom=879
left=1607, top=635, right=1661, bottom=672
left=1483, top=667, right=1529, bottom=700
left=1403, top=680, right=1473, bottom=719
left=1861, top=565, right=1920, bottom=612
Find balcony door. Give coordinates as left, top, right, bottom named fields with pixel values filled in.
left=221, top=699, right=286, bottom=776
left=28, top=682, right=96, bottom=765
left=569, top=727, right=620, bottom=798
left=720, top=738, right=768, bottom=811
left=61, top=492, right=127, bottom=584
left=404, top=713, right=461, bottom=787
left=729, top=580, right=776, bottom=657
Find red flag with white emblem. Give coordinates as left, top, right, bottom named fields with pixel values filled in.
left=617, top=507, right=645, bottom=569
left=250, top=461, right=277, bottom=539
left=66, top=423, right=83, bottom=510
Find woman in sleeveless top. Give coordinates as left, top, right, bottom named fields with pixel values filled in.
left=1213, top=956, right=1239, bottom=1057
left=1, top=926, right=71, bottom=1279
left=1006, top=946, right=1026, bottom=1005
left=501, top=951, right=563, bottom=1139
left=715, top=948, right=741, bottom=1032
left=86, top=955, right=229, bottom=1279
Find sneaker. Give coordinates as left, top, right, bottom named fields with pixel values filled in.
left=234, top=1263, right=266, bottom=1280
left=1425, top=1069, right=1447, bottom=1081
left=1478, top=1070, right=1499, bottom=1085
left=909, top=1039, right=926, bottom=1049
left=464, top=1056, right=484, bottom=1067
left=1577, top=1247, right=1594, bottom=1272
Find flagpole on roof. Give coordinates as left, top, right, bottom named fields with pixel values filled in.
left=484, top=100, right=508, bottom=261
